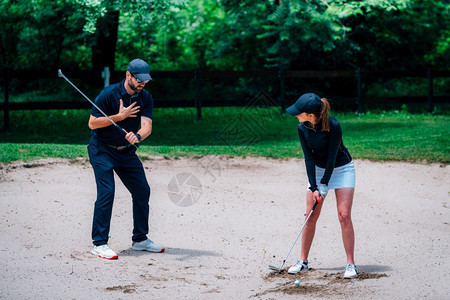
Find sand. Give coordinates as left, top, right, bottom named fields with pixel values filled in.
left=0, top=157, right=449, bottom=299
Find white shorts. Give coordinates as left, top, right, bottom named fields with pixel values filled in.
left=308, top=161, right=355, bottom=190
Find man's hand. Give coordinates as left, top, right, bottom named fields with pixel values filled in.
left=118, top=99, right=140, bottom=121
left=123, top=130, right=141, bottom=145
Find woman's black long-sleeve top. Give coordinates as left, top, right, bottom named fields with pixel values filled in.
left=297, top=116, right=352, bottom=192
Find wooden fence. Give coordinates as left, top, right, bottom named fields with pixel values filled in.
left=1, top=68, right=449, bottom=131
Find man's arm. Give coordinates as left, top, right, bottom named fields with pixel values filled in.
left=137, top=116, right=152, bottom=141
left=122, top=116, right=152, bottom=145
left=88, top=100, right=140, bottom=130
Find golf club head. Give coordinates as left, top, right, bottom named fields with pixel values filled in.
left=57, top=69, right=63, bottom=78
left=269, top=265, right=281, bottom=271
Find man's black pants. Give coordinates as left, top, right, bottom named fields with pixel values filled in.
left=88, top=137, right=150, bottom=246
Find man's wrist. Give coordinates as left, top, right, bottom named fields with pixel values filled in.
left=136, top=133, right=142, bottom=142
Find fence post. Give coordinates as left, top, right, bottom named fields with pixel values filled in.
left=427, top=68, right=434, bottom=113
left=355, top=67, right=364, bottom=113
left=102, top=66, right=110, bottom=87
left=3, top=68, right=10, bottom=132
left=279, top=68, right=286, bottom=114
left=194, top=67, right=202, bottom=121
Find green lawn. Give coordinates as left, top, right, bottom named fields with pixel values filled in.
left=0, top=107, right=448, bottom=163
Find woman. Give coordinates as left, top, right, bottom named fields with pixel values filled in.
left=286, top=92, right=357, bottom=279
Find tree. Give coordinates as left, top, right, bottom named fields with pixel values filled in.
left=1, top=0, right=447, bottom=73
left=0, top=0, right=188, bottom=71
left=92, top=10, right=120, bottom=72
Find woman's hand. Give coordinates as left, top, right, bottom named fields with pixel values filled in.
left=318, top=183, right=328, bottom=199
left=313, top=190, right=326, bottom=203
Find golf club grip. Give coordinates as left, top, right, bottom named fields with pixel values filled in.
left=312, top=199, right=319, bottom=211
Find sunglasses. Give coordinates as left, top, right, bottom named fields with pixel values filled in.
left=131, top=73, right=150, bottom=84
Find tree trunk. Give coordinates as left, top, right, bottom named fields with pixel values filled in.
left=92, top=10, right=119, bottom=72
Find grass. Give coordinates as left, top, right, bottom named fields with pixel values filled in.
left=0, top=107, right=449, bottom=163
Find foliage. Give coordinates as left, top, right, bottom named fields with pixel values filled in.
left=1, top=0, right=448, bottom=72
left=0, top=0, right=448, bottom=141
left=0, top=0, right=188, bottom=70
left=0, top=108, right=448, bottom=163
left=1, top=0, right=88, bottom=70
left=346, top=0, right=449, bottom=69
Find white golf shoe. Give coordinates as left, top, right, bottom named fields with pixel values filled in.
left=344, top=263, right=358, bottom=279
left=288, top=260, right=309, bottom=274
left=131, top=239, right=165, bottom=253
left=91, top=244, right=118, bottom=260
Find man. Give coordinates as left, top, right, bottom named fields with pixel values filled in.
left=87, top=58, right=164, bottom=259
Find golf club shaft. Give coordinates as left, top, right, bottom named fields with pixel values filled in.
left=58, top=69, right=137, bottom=149
left=58, top=69, right=121, bottom=130
left=275, top=199, right=320, bottom=270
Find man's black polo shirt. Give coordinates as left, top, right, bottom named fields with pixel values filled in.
left=91, top=79, right=153, bottom=146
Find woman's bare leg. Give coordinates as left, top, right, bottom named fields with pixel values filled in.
left=300, top=191, right=324, bottom=261
left=335, top=187, right=355, bottom=264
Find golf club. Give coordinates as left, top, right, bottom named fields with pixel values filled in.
left=269, top=196, right=323, bottom=271
left=58, top=69, right=137, bottom=149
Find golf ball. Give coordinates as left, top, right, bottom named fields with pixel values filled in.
left=294, top=280, right=300, bottom=286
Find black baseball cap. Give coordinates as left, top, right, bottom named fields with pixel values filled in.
left=286, top=93, right=322, bottom=115
left=127, top=59, right=152, bottom=82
